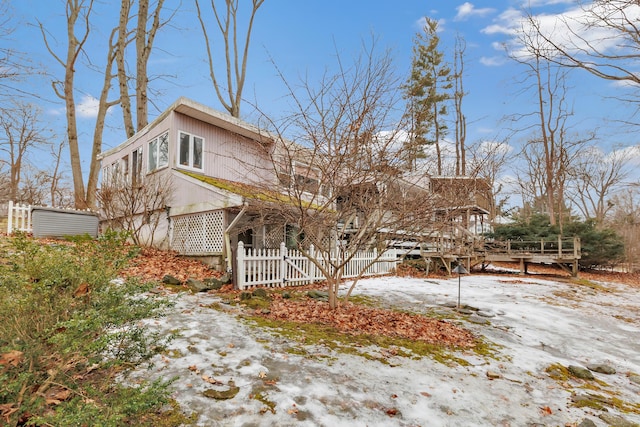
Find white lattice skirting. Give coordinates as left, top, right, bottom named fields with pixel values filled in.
left=171, top=210, right=224, bottom=255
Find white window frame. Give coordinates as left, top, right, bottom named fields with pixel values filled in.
left=177, top=130, right=204, bottom=171
left=131, top=146, right=143, bottom=186
left=102, top=165, right=111, bottom=186
left=292, top=161, right=321, bottom=194
left=148, top=131, right=169, bottom=173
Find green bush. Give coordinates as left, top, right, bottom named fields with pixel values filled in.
left=0, top=233, right=182, bottom=427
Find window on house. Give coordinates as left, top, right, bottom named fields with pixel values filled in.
left=112, top=161, right=119, bottom=180
left=131, top=146, right=143, bottom=185
left=148, top=131, right=168, bottom=173
left=102, top=165, right=111, bottom=186
left=293, top=163, right=321, bottom=194
left=178, top=131, right=204, bottom=170
left=122, top=155, right=129, bottom=180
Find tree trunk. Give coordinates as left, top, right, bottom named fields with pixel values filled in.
left=117, top=0, right=135, bottom=138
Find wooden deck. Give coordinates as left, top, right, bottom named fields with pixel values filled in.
left=418, top=236, right=582, bottom=277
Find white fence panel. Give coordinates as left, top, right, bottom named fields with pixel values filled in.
left=7, top=201, right=32, bottom=234
left=236, top=241, right=397, bottom=290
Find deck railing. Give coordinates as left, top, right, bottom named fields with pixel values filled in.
left=484, top=236, right=581, bottom=258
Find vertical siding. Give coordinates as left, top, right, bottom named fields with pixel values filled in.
left=101, top=114, right=174, bottom=180
left=101, top=109, right=278, bottom=215
left=173, top=113, right=276, bottom=185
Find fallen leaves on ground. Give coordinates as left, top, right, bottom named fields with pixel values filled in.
left=120, top=247, right=220, bottom=283
left=262, top=299, right=476, bottom=348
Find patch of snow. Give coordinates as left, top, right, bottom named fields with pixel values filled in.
left=128, top=275, right=640, bottom=427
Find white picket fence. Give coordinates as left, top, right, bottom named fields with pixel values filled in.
left=236, top=241, right=398, bottom=290
left=6, top=201, right=32, bottom=234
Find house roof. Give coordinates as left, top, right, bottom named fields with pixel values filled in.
left=178, top=170, right=326, bottom=211
left=98, top=97, right=277, bottom=159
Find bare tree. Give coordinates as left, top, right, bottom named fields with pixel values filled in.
left=195, top=0, right=264, bottom=118
left=48, top=139, right=71, bottom=207
left=453, top=35, right=467, bottom=176
left=467, top=139, right=513, bottom=218
left=116, top=0, right=168, bottom=136
left=40, top=0, right=93, bottom=209
left=566, top=145, right=631, bottom=226
left=98, top=172, right=173, bottom=246
left=528, top=2, right=640, bottom=87
left=0, top=102, right=48, bottom=202
left=41, top=0, right=170, bottom=209
left=242, top=42, right=478, bottom=309
left=0, top=0, right=36, bottom=100
left=608, top=187, right=640, bottom=272
left=507, top=26, right=596, bottom=227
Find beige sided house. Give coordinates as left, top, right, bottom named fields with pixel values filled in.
left=99, top=97, right=494, bottom=277
left=99, top=97, right=308, bottom=271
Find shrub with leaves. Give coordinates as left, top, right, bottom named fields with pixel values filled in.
left=487, top=214, right=624, bottom=269
left=0, top=232, right=182, bottom=426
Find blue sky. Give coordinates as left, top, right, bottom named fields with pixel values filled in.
left=6, top=0, right=639, bottom=178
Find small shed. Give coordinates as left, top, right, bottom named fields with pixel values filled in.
left=31, top=206, right=99, bottom=239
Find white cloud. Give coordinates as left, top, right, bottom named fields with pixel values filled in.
left=77, top=95, right=100, bottom=119
left=485, top=2, right=640, bottom=62
left=525, top=0, right=575, bottom=6
left=481, top=8, right=524, bottom=36
left=454, top=2, right=495, bottom=21
left=479, top=56, right=505, bottom=67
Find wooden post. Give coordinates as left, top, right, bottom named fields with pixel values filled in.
left=558, top=236, right=563, bottom=257
left=309, top=244, right=316, bottom=284
left=7, top=200, right=13, bottom=234
left=280, top=242, right=287, bottom=285
left=236, top=241, right=245, bottom=290
left=519, top=257, right=525, bottom=275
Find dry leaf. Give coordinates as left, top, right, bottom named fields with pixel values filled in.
left=45, top=388, right=71, bottom=406
left=0, top=350, right=23, bottom=367
left=540, top=406, right=553, bottom=415
left=201, top=375, right=221, bottom=385
left=73, top=283, right=89, bottom=297
left=420, top=391, right=432, bottom=397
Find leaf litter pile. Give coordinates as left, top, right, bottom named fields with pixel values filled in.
left=120, top=247, right=220, bottom=283
left=262, top=297, right=476, bottom=348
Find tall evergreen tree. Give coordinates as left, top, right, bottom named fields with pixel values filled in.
left=404, top=17, right=452, bottom=174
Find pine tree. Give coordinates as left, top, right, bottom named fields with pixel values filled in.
left=404, top=18, right=452, bottom=174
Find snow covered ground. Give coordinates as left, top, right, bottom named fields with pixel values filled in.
left=130, top=274, right=640, bottom=427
